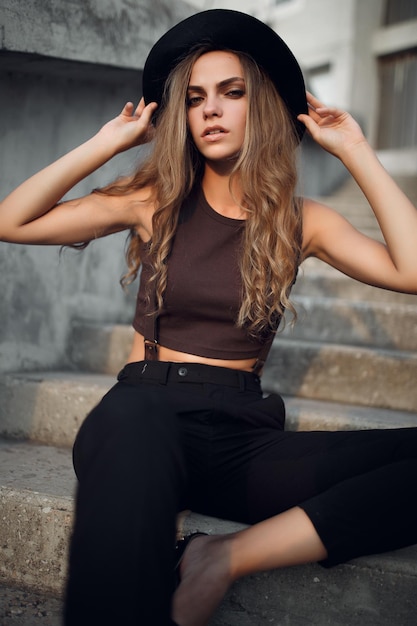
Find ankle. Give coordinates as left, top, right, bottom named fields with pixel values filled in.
left=224, top=532, right=243, bottom=583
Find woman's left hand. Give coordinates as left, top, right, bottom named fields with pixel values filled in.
left=298, top=92, right=366, bottom=160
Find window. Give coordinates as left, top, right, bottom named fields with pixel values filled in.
left=384, top=0, right=417, bottom=25
left=306, top=64, right=333, bottom=104
left=377, top=49, right=417, bottom=149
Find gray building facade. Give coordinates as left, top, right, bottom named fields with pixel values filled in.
left=0, top=0, right=195, bottom=373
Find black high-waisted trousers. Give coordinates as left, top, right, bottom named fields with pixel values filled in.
left=64, top=360, right=417, bottom=625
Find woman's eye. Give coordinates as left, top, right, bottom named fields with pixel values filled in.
left=187, top=96, right=203, bottom=107
left=226, top=89, right=245, bottom=98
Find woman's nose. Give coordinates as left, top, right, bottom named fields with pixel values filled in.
left=203, top=95, right=222, bottom=119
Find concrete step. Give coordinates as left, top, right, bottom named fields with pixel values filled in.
left=283, top=396, right=417, bottom=431
left=0, top=440, right=75, bottom=595
left=67, top=298, right=417, bottom=379
left=68, top=322, right=134, bottom=375
left=264, top=339, right=417, bottom=412
left=0, top=371, right=415, bottom=448
left=0, top=583, right=63, bottom=625
left=1, top=440, right=416, bottom=625
left=283, top=295, right=417, bottom=351
left=294, top=261, right=417, bottom=304
left=0, top=371, right=114, bottom=447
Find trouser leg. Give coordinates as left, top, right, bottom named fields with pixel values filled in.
left=199, top=416, right=417, bottom=566
left=293, top=428, right=417, bottom=564
left=302, top=456, right=417, bottom=566
left=64, top=383, right=186, bottom=626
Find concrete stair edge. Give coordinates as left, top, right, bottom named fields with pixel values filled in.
left=0, top=439, right=74, bottom=595
left=264, top=339, right=417, bottom=412
left=283, top=396, right=417, bottom=431
left=68, top=322, right=134, bottom=376
left=0, top=371, right=115, bottom=447
left=0, top=484, right=72, bottom=595
left=66, top=298, right=417, bottom=379
left=284, top=294, right=417, bottom=351
left=0, top=371, right=416, bottom=448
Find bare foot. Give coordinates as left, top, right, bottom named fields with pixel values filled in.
left=172, top=534, right=233, bottom=626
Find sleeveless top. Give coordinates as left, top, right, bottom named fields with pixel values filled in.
left=133, top=186, right=278, bottom=359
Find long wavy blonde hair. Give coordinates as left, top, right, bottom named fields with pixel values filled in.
left=97, top=46, right=303, bottom=338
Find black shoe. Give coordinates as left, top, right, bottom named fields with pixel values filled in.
left=174, top=532, right=209, bottom=587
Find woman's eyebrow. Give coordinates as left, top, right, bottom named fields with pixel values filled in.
left=187, top=77, right=245, bottom=92
left=217, top=76, right=245, bottom=88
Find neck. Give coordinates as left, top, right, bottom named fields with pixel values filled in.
left=201, top=162, right=246, bottom=219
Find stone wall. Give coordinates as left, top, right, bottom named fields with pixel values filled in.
left=0, top=0, right=195, bottom=373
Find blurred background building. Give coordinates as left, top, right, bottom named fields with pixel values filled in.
left=0, top=0, right=195, bottom=373
left=0, top=0, right=416, bottom=373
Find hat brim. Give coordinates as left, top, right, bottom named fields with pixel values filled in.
left=142, top=9, right=307, bottom=141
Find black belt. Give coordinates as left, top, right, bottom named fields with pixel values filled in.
left=117, top=360, right=261, bottom=391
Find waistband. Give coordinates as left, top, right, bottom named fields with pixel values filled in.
left=117, top=360, right=261, bottom=391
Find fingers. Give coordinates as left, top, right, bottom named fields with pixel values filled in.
left=134, top=97, right=146, bottom=117
left=306, top=91, right=336, bottom=113
left=120, top=99, right=158, bottom=121
left=121, top=101, right=135, bottom=116
left=306, top=91, right=330, bottom=114
left=134, top=98, right=158, bottom=116
left=298, top=96, right=334, bottom=135
left=306, top=91, right=346, bottom=119
left=303, top=92, right=330, bottom=126
left=138, top=100, right=158, bottom=122
left=297, top=112, right=317, bottom=136
left=306, top=91, right=325, bottom=111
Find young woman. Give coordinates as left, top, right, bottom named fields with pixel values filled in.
left=1, top=9, right=416, bottom=626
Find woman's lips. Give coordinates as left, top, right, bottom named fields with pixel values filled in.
left=201, top=126, right=228, bottom=141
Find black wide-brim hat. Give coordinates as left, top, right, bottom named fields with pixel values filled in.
left=143, top=9, right=307, bottom=141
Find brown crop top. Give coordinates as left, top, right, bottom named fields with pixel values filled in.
left=133, top=186, right=278, bottom=359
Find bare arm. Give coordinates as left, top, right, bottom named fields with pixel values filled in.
left=0, top=99, right=157, bottom=245
left=299, top=93, right=417, bottom=294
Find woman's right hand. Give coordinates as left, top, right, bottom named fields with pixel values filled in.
left=97, top=98, right=158, bottom=155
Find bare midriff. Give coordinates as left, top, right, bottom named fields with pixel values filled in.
left=127, top=331, right=258, bottom=373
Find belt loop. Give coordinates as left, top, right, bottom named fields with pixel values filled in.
left=238, top=371, right=246, bottom=391
left=150, top=361, right=171, bottom=384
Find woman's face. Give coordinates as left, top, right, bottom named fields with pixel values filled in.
left=187, top=50, right=247, bottom=165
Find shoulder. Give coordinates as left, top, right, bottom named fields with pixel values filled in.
left=302, top=196, right=339, bottom=225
